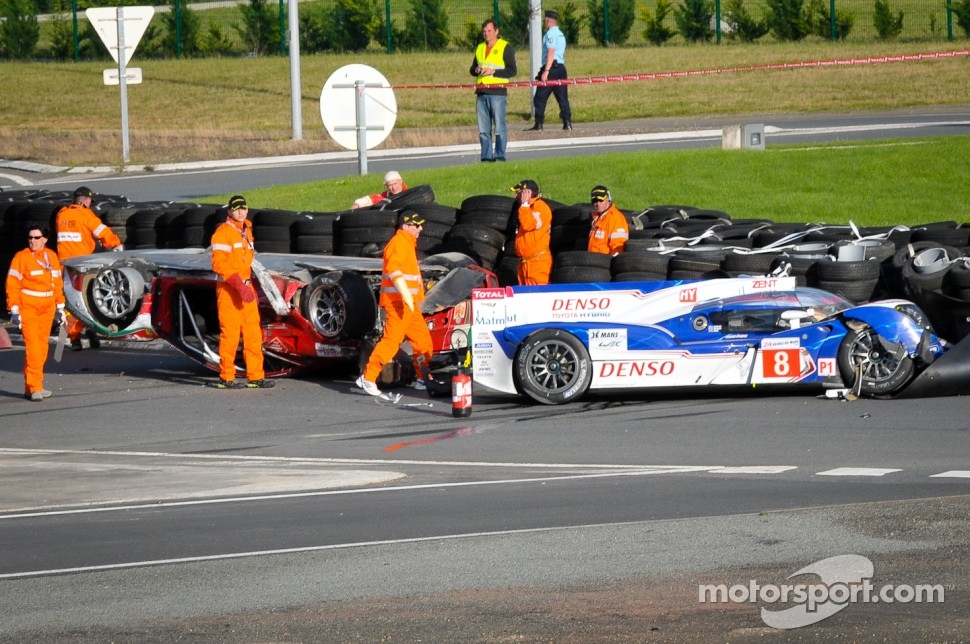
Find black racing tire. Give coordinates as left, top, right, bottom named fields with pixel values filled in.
left=294, top=213, right=339, bottom=236
left=454, top=209, right=513, bottom=231
left=720, top=250, right=780, bottom=274
left=514, top=329, right=592, bottom=405
left=339, top=226, right=396, bottom=245
left=612, top=271, right=667, bottom=282
left=87, top=264, right=146, bottom=329
left=460, top=194, right=516, bottom=214
left=837, top=326, right=915, bottom=396
left=336, top=210, right=398, bottom=229
left=299, top=271, right=377, bottom=340
left=445, top=224, right=507, bottom=250
left=293, top=234, right=334, bottom=255
left=611, top=251, right=671, bottom=275
left=554, top=250, right=613, bottom=270
left=551, top=265, right=611, bottom=284
left=815, top=258, right=881, bottom=282
left=816, top=279, right=879, bottom=304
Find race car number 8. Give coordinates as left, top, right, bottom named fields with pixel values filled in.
left=762, top=349, right=799, bottom=378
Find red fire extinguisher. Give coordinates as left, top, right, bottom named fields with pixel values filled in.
left=452, top=350, right=473, bottom=418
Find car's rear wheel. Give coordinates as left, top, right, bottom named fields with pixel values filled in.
left=515, top=329, right=592, bottom=405
left=300, top=271, right=377, bottom=339
left=87, top=265, right=145, bottom=329
left=837, top=326, right=914, bottom=396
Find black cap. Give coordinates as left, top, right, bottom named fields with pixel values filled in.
left=401, top=212, right=426, bottom=226
left=511, top=179, right=540, bottom=194
left=590, top=185, right=612, bottom=203
left=228, top=195, right=247, bottom=210
left=544, top=10, right=560, bottom=20
left=74, top=186, right=94, bottom=199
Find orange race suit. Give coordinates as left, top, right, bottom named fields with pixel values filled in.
left=588, top=204, right=629, bottom=256
left=210, top=217, right=264, bottom=383
left=363, top=229, right=433, bottom=383
left=6, top=247, right=65, bottom=395
left=514, top=196, right=553, bottom=285
left=55, top=202, right=123, bottom=342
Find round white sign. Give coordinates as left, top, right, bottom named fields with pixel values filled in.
left=320, top=64, right=397, bottom=151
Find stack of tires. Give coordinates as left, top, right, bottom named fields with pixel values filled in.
left=292, top=211, right=340, bottom=255
left=442, top=195, right=515, bottom=272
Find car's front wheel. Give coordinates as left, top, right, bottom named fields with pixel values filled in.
left=299, top=271, right=377, bottom=339
left=515, top=329, right=592, bottom=405
left=87, top=265, right=146, bottom=329
left=837, top=326, right=915, bottom=396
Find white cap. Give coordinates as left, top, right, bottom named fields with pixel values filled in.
left=384, top=171, right=402, bottom=183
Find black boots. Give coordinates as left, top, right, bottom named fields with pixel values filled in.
left=563, top=121, right=572, bottom=131
left=525, top=123, right=543, bottom=131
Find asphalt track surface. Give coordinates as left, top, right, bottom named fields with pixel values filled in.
left=1, top=112, right=969, bottom=640
left=0, top=336, right=968, bottom=641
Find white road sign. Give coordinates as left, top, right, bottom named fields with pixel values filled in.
left=86, top=6, right=154, bottom=65
left=103, top=68, right=143, bottom=86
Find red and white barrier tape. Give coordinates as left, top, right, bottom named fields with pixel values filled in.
left=389, top=50, right=970, bottom=90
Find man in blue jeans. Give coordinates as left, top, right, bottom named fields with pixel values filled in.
left=470, top=19, right=517, bottom=162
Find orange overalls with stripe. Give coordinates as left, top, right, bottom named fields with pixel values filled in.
left=363, top=229, right=433, bottom=383
left=55, top=203, right=123, bottom=341
left=210, top=218, right=264, bottom=382
left=514, top=197, right=553, bottom=285
left=6, top=248, right=65, bottom=395
left=588, top=204, right=629, bottom=256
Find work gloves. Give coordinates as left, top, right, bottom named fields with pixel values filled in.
left=56, top=305, right=67, bottom=327
left=226, top=274, right=257, bottom=303
left=112, top=244, right=125, bottom=252
left=10, top=306, right=20, bottom=329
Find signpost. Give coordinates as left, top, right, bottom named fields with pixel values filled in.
left=319, top=64, right=397, bottom=176
left=85, top=6, right=154, bottom=164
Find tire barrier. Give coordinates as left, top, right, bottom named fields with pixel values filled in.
left=3, top=189, right=970, bottom=341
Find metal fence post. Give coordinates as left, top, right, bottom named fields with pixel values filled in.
left=830, top=0, right=837, bottom=41
left=946, top=0, right=954, bottom=40
left=72, top=0, right=79, bottom=61
left=604, top=0, right=611, bottom=44
left=175, top=0, right=182, bottom=58
left=279, top=0, right=286, bottom=55
left=385, top=0, right=393, bottom=53
left=715, top=0, right=722, bottom=44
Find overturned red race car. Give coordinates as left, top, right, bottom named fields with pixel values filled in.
left=61, top=249, right=495, bottom=379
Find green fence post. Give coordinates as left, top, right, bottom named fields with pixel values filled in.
left=493, top=0, right=500, bottom=27
left=946, top=0, right=954, bottom=40
left=72, top=0, right=79, bottom=61
left=604, top=0, right=611, bottom=44
left=715, top=0, right=722, bottom=44
left=385, top=0, right=393, bottom=52
left=279, top=0, right=286, bottom=55
left=830, top=0, right=836, bottom=40
left=175, top=0, right=182, bottom=58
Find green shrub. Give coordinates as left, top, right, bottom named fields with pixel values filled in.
left=234, top=0, right=280, bottom=56
left=160, top=1, right=202, bottom=57
left=301, top=0, right=373, bottom=53
left=873, top=0, right=903, bottom=39
left=46, top=11, right=74, bottom=60
left=499, top=0, right=531, bottom=48
left=553, top=1, right=585, bottom=45
left=674, top=0, right=714, bottom=42
left=0, top=0, right=40, bottom=59
left=200, top=23, right=236, bottom=56
left=807, top=0, right=854, bottom=39
left=641, top=0, right=676, bottom=45
left=587, top=0, right=637, bottom=45
left=766, top=0, right=810, bottom=41
left=724, top=0, right=769, bottom=42
left=955, top=0, right=970, bottom=36
left=398, top=0, right=450, bottom=51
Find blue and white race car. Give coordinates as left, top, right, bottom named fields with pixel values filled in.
left=470, top=277, right=961, bottom=405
